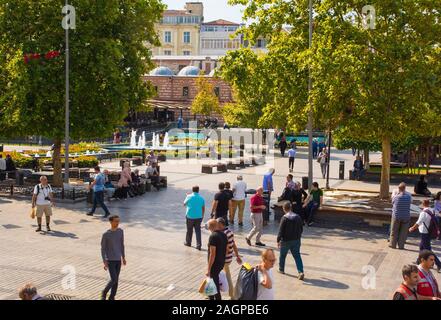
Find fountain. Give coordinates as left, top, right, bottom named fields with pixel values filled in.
left=46, top=151, right=52, bottom=158
left=35, top=154, right=40, bottom=158
left=137, top=131, right=146, bottom=148
left=130, top=129, right=137, bottom=148
left=163, top=132, right=170, bottom=149
left=86, top=150, right=90, bottom=155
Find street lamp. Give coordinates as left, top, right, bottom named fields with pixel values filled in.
left=62, top=1, right=76, bottom=184
left=307, top=0, right=313, bottom=190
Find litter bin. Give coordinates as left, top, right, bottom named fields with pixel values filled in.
left=339, top=161, right=345, bottom=180
left=302, top=176, right=309, bottom=190
left=15, top=170, right=24, bottom=186
left=262, top=191, right=271, bottom=222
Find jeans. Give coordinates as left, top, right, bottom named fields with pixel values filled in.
left=353, top=168, right=365, bottom=180
left=91, top=191, right=110, bottom=215
left=289, top=157, right=295, bottom=170
left=389, top=216, right=410, bottom=249
left=103, top=260, right=121, bottom=300
left=230, top=200, right=245, bottom=224
left=279, top=240, right=304, bottom=273
left=186, top=217, right=202, bottom=248
left=247, top=213, right=263, bottom=242
left=306, top=201, right=319, bottom=224
left=420, top=233, right=441, bottom=268
left=320, top=163, right=327, bottom=178
left=209, top=265, right=223, bottom=300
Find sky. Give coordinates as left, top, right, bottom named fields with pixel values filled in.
left=161, top=0, right=245, bottom=24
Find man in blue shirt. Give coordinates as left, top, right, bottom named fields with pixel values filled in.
left=88, top=166, right=111, bottom=217
left=184, top=186, right=205, bottom=250
left=262, top=169, right=275, bottom=225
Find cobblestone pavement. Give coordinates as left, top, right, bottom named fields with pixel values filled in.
left=0, top=149, right=440, bottom=300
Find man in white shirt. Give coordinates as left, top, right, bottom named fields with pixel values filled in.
left=32, top=176, right=54, bottom=232
left=409, top=199, right=441, bottom=271
left=287, top=147, right=296, bottom=173
left=230, top=175, right=247, bottom=226
left=256, top=249, right=276, bottom=300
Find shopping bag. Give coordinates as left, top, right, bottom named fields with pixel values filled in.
left=198, top=278, right=207, bottom=294
left=219, top=271, right=229, bottom=293
left=234, top=263, right=259, bottom=300
left=204, top=277, right=218, bottom=297
left=30, top=207, right=36, bottom=219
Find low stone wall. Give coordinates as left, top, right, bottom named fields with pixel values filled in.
left=349, top=170, right=441, bottom=186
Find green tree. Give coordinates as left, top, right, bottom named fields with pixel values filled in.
left=224, top=0, right=441, bottom=199
left=191, top=75, right=220, bottom=117
left=0, top=0, right=164, bottom=186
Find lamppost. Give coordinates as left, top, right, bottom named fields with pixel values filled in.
left=62, top=2, right=75, bottom=184
left=307, top=0, right=313, bottom=190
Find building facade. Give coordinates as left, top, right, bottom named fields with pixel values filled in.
left=200, top=19, right=242, bottom=56
left=143, top=67, right=233, bottom=124
left=152, top=2, right=204, bottom=56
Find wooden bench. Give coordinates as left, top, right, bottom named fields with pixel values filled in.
left=273, top=200, right=291, bottom=222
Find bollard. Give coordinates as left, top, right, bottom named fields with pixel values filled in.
left=339, top=161, right=345, bottom=180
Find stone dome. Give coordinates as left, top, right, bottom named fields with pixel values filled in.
left=177, top=66, right=201, bottom=77
left=149, top=66, right=174, bottom=76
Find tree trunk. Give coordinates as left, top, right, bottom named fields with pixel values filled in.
left=380, top=136, right=391, bottom=199
left=52, top=139, right=63, bottom=187
left=363, top=149, right=369, bottom=170
left=426, top=143, right=430, bottom=175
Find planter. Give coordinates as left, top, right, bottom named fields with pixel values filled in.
left=351, top=170, right=441, bottom=186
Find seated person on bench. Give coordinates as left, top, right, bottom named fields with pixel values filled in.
left=146, top=161, right=160, bottom=190
left=291, top=182, right=308, bottom=219
left=103, top=169, right=115, bottom=198
left=353, top=156, right=365, bottom=180
left=147, top=151, right=158, bottom=165
left=414, top=175, right=431, bottom=196
left=130, top=169, right=142, bottom=196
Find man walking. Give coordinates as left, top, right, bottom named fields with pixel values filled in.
left=246, top=187, right=266, bottom=247
left=389, top=182, right=412, bottom=249
left=184, top=186, right=205, bottom=250
left=101, top=215, right=126, bottom=300
left=277, top=202, right=304, bottom=280
left=32, top=176, right=54, bottom=232
left=287, top=146, right=296, bottom=173
left=88, top=166, right=111, bottom=217
left=217, top=218, right=242, bottom=300
left=392, top=265, right=419, bottom=300
left=211, top=182, right=230, bottom=225
left=409, top=199, right=441, bottom=271
left=230, top=175, right=247, bottom=226
left=206, top=219, right=228, bottom=300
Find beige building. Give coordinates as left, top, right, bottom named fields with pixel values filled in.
left=152, top=2, right=204, bottom=56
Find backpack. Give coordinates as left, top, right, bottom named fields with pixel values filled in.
left=422, top=209, right=440, bottom=240
left=36, top=184, right=52, bottom=196
left=234, top=265, right=259, bottom=300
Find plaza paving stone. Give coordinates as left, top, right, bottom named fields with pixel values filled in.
left=0, top=148, right=439, bottom=300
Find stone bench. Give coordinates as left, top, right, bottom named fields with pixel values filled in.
left=202, top=163, right=227, bottom=174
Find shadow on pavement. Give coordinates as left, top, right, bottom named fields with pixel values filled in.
left=42, top=231, right=79, bottom=239
left=302, top=277, right=350, bottom=290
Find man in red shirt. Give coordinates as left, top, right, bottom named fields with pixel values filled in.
left=246, top=187, right=267, bottom=247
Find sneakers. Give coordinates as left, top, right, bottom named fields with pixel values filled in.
left=196, top=246, right=201, bottom=251
left=184, top=242, right=191, bottom=247
left=307, top=221, right=314, bottom=227
left=245, top=237, right=251, bottom=246
left=278, top=269, right=285, bottom=274
left=87, top=212, right=94, bottom=216
left=298, top=273, right=305, bottom=281
left=255, top=242, right=266, bottom=247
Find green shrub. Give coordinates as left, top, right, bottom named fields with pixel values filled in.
left=118, top=150, right=143, bottom=158
left=76, top=156, right=98, bottom=168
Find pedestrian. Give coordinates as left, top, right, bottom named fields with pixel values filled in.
left=206, top=219, right=228, bottom=300
left=287, top=146, right=296, bottom=173
left=262, top=168, right=275, bottom=225
left=88, top=166, right=111, bottom=217
left=409, top=199, right=441, bottom=271
left=230, top=175, right=247, bottom=226
left=285, top=174, right=296, bottom=191
left=353, top=155, right=365, bottom=180
left=256, top=249, right=276, bottom=300
left=101, top=215, right=126, bottom=300
left=118, top=162, right=132, bottom=199
left=317, top=148, right=328, bottom=179
left=211, top=182, right=230, bottom=225
left=312, top=139, right=318, bottom=159
left=224, top=182, right=234, bottom=224
left=277, top=202, right=305, bottom=280
left=177, top=116, right=183, bottom=129
left=279, top=133, right=287, bottom=157
left=392, top=264, right=419, bottom=300
left=18, top=284, right=44, bottom=300
left=32, top=176, right=55, bottom=232
left=389, top=183, right=412, bottom=249
left=217, top=218, right=242, bottom=300
left=291, top=182, right=308, bottom=220
left=302, top=182, right=323, bottom=226
left=416, top=250, right=441, bottom=300
left=414, top=175, right=431, bottom=196
left=184, top=186, right=205, bottom=250
left=245, top=187, right=266, bottom=247
left=113, top=129, right=121, bottom=144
